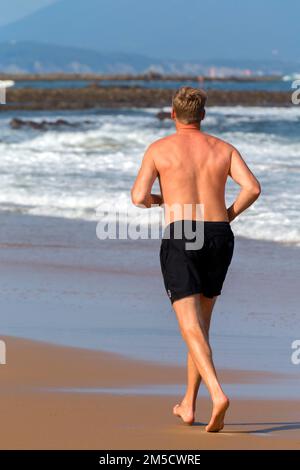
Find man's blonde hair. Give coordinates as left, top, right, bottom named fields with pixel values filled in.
left=172, top=86, right=207, bottom=124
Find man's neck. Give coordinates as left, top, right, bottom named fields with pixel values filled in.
left=175, top=121, right=201, bottom=134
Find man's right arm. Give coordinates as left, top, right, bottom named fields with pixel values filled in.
left=227, top=148, right=261, bottom=222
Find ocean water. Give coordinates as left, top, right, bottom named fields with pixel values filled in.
left=0, top=105, right=299, bottom=245
left=13, top=78, right=294, bottom=91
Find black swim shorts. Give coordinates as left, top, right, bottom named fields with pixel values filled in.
left=159, top=220, right=234, bottom=304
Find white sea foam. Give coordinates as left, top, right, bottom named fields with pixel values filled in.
left=0, top=106, right=299, bottom=245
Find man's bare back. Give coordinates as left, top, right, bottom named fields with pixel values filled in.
left=153, top=129, right=231, bottom=224
left=131, top=122, right=260, bottom=226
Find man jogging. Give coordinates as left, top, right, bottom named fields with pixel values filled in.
left=131, top=86, right=261, bottom=432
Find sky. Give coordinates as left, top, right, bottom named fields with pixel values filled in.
left=0, top=0, right=57, bottom=26
left=0, top=0, right=299, bottom=62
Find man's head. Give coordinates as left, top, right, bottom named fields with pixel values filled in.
left=171, top=86, right=207, bottom=124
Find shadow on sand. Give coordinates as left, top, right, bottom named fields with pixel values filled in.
left=192, top=421, right=300, bottom=434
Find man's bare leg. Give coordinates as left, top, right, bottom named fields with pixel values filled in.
left=173, top=295, right=217, bottom=425
left=173, top=353, right=201, bottom=425
left=172, top=294, right=229, bottom=432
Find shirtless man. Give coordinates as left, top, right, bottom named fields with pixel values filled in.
left=131, top=87, right=261, bottom=432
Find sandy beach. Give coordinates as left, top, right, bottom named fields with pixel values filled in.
left=1, top=212, right=299, bottom=372
left=0, top=212, right=299, bottom=449
left=0, top=336, right=299, bottom=450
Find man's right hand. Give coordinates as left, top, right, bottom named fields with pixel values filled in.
left=227, top=205, right=236, bottom=223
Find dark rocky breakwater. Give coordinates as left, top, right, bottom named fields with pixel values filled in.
left=1, top=86, right=292, bottom=111
left=10, top=118, right=91, bottom=130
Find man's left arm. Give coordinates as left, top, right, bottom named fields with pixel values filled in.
left=131, top=144, right=163, bottom=208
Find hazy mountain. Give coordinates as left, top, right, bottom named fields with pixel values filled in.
left=0, top=0, right=299, bottom=62
left=0, top=41, right=160, bottom=74
left=0, top=41, right=298, bottom=75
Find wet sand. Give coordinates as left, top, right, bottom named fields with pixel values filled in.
left=1, top=336, right=300, bottom=450
left=0, top=212, right=299, bottom=449
left=0, top=212, right=299, bottom=377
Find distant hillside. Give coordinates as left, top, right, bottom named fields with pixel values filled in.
left=0, top=41, right=298, bottom=75
left=0, top=41, right=159, bottom=74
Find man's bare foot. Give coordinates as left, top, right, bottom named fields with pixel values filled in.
left=173, top=400, right=195, bottom=425
left=205, top=396, right=230, bottom=432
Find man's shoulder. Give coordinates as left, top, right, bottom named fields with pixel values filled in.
left=146, top=135, right=174, bottom=157
left=149, top=134, right=174, bottom=147
left=203, top=132, right=235, bottom=152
